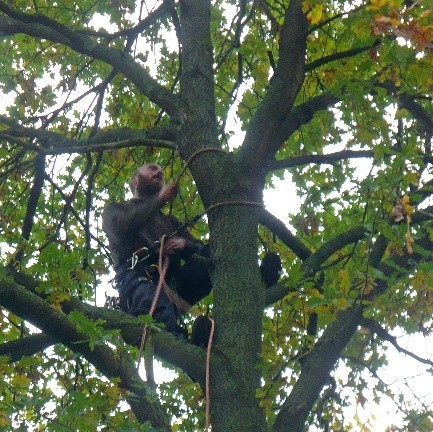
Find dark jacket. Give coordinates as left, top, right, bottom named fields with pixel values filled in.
left=102, top=196, right=203, bottom=271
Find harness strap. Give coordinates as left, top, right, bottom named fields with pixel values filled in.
left=128, top=242, right=161, bottom=269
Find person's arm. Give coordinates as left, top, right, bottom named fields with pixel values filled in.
left=165, top=215, right=206, bottom=257
left=122, top=183, right=179, bottom=231
left=102, top=198, right=160, bottom=240
left=103, top=182, right=180, bottom=237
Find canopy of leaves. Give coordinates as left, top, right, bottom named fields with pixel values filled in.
left=0, top=0, right=433, bottom=431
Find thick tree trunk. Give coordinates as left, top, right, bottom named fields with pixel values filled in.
left=178, top=3, right=268, bottom=429
left=209, top=202, right=267, bottom=431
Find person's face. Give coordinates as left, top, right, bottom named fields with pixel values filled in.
left=132, top=163, right=164, bottom=196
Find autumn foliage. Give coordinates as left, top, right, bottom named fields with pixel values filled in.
left=0, top=0, right=433, bottom=431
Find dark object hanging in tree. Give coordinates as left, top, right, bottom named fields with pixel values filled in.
left=190, top=315, right=213, bottom=348
left=260, top=252, right=282, bottom=288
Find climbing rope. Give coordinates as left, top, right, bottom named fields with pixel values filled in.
left=205, top=317, right=215, bottom=432
left=136, top=235, right=170, bottom=372
left=174, top=147, right=226, bottom=186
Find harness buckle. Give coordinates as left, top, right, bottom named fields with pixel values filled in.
left=128, top=252, right=139, bottom=270
left=127, top=242, right=161, bottom=270
left=128, top=246, right=151, bottom=270
left=145, top=264, right=159, bottom=279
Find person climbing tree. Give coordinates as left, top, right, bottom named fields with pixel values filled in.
left=102, top=163, right=212, bottom=336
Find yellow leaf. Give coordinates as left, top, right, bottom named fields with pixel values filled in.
left=338, top=269, right=351, bottom=294
left=405, top=172, right=420, bottom=186
left=0, top=414, right=10, bottom=427
left=367, top=0, right=388, bottom=9
left=309, top=287, right=323, bottom=298
left=307, top=4, right=323, bottom=25
left=402, top=195, right=414, bottom=214
left=363, top=283, right=375, bottom=297
left=12, top=373, right=31, bottom=388
left=315, top=304, right=329, bottom=314
left=406, top=231, right=415, bottom=254
left=302, top=0, right=313, bottom=13
left=334, top=298, right=349, bottom=310
left=49, top=292, right=71, bottom=310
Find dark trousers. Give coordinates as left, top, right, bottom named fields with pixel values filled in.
left=115, top=257, right=212, bottom=335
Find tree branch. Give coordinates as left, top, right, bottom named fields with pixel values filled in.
left=305, top=41, right=380, bottom=72
left=4, top=265, right=215, bottom=392
left=272, top=304, right=364, bottom=432
left=265, top=280, right=299, bottom=307
left=265, top=229, right=370, bottom=305
left=375, top=81, right=433, bottom=135
left=0, top=116, right=176, bottom=153
left=0, top=333, right=55, bottom=362
left=259, top=209, right=311, bottom=260
left=43, top=138, right=176, bottom=154
left=63, top=297, right=213, bottom=389
left=272, top=220, right=433, bottom=429
left=272, top=229, right=389, bottom=432
left=301, top=226, right=368, bottom=276
left=239, top=0, right=308, bottom=173
left=263, top=224, right=368, bottom=305
left=64, top=298, right=246, bottom=404
left=268, top=149, right=374, bottom=171
left=361, top=318, right=433, bottom=368
left=14, top=153, right=45, bottom=263
left=397, top=93, right=433, bottom=135
left=0, top=278, right=170, bottom=430
left=178, top=0, right=219, bottom=158
left=270, top=93, right=340, bottom=151
left=0, top=5, right=180, bottom=117
left=78, top=0, right=174, bottom=41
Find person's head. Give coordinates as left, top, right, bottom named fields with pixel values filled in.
left=130, top=163, right=164, bottom=197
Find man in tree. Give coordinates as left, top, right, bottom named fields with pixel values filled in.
left=102, top=163, right=212, bottom=337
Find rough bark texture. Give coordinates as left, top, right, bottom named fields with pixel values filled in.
left=210, top=203, right=267, bottom=431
